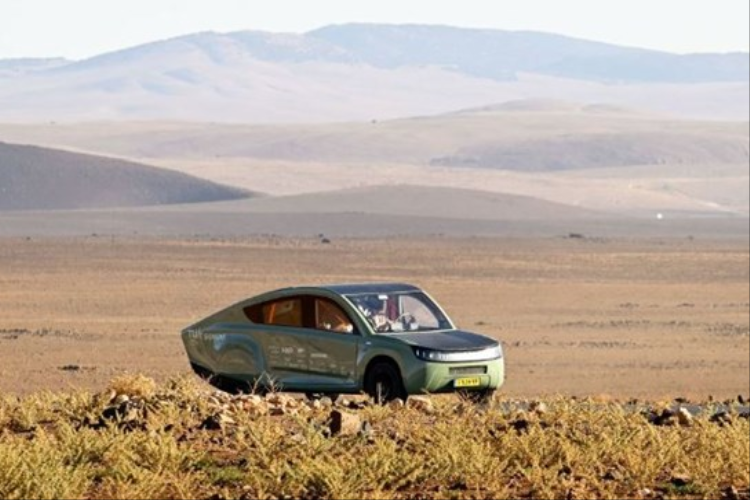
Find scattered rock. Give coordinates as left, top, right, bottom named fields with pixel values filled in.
left=269, top=406, right=286, bottom=416
left=359, top=420, right=374, bottom=440
left=722, top=485, right=740, bottom=500
left=511, top=418, right=530, bottom=433
left=111, top=398, right=143, bottom=421
left=284, top=398, right=300, bottom=410
left=88, top=396, right=147, bottom=431
left=670, top=473, right=691, bottom=487
left=676, top=408, right=693, bottom=427
left=710, top=410, right=733, bottom=426
left=114, top=394, right=131, bottom=405
left=558, top=465, right=573, bottom=477
left=289, top=433, right=307, bottom=445
left=319, top=397, right=334, bottom=408
left=200, top=412, right=235, bottom=431
left=407, top=396, right=435, bottom=414
left=95, top=389, right=118, bottom=405
left=529, top=400, right=548, bottom=416
left=646, top=408, right=680, bottom=427
left=602, top=469, right=622, bottom=481
left=389, top=398, right=405, bottom=410
left=265, top=393, right=290, bottom=406
left=241, top=394, right=266, bottom=412
left=328, top=410, right=361, bottom=437
left=347, top=399, right=369, bottom=410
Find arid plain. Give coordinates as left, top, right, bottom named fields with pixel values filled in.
left=1, top=102, right=748, bottom=400
left=1, top=234, right=747, bottom=399
left=2, top=26, right=749, bottom=500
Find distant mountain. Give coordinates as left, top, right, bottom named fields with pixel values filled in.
left=0, top=57, right=70, bottom=77
left=309, top=24, right=749, bottom=83
left=0, top=24, right=747, bottom=122
left=63, top=24, right=750, bottom=83
left=0, top=142, right=251, bottom=210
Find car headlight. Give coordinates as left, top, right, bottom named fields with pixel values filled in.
left=412, top=344, right=503, bottom=363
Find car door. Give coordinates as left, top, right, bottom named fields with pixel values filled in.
left=296, top=296, right=360, bottom=390
left=242, top=295, right=360, bottom=391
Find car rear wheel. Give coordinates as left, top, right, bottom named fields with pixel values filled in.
left=365, top=360, right=407, bottom=403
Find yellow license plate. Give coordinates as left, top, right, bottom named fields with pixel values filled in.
left=454, top=377, right=481, bottom=388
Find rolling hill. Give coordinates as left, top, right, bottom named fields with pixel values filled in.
left=0, top=24, right=747, bottom=123
left=0, top=101, right=747, bottom=217
left=0, top=142, right=251, bottom=210
left=174, top=184, right=606, bottom=220
left=2, top=101, right=745, bottom=168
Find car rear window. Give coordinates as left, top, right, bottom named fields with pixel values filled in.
left=244, top=298, right=303, bottom=327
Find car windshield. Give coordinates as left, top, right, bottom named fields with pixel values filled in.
left=345, top=291, right=453, bottom=333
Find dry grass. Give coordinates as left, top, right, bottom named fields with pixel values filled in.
left=0, top=375, right=748, bottom=500
left=107, top=374, right=158, bottom=399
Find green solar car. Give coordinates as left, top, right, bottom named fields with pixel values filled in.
left=182, top=283, right=504, bottom=402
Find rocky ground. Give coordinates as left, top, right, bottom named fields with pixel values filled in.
left=2, top=375, right=748, bottom=499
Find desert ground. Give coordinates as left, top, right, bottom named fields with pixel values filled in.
left=1, top=104, right=748, bottom=401
left=0, top=234, right=747, bottom=400
left=1, top=26, right=748, bottom=499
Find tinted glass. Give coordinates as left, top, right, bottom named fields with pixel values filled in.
left=346, top=291, right=451, bottom=333
left=315, top=299, right=355, bottom=334
left=252, top=298, right=303, bottom=327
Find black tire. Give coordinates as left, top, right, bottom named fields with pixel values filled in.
left=364, top=360, right=407, bottom=403
left=215, top=375, right=261, bottom=395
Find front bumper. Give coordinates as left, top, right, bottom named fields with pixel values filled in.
left=404, top=356, right=505, bottom=394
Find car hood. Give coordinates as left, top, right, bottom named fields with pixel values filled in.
left=390, top=330, right=498, bottom=352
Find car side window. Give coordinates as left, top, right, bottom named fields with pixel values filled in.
left=315, top=298, right=355, bottom=334
left=244, top=298, right=303, bottom=327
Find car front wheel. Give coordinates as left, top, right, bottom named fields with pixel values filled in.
left=364, top=360, right=407, bottom=403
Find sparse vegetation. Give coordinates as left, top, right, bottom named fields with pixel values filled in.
left=1, top=375, right=748, bottom=500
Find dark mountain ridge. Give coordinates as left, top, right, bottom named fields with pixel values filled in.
left=0, top=142, right=251, bottom=210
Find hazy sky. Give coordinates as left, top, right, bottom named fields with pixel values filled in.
left=1, top=0, right=748, bottom=60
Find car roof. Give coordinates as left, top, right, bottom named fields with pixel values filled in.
left=318, top=282, right=422, bottom=295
